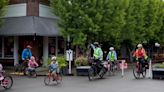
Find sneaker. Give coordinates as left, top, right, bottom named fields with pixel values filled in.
left=52, top=78, right=56, bottom=81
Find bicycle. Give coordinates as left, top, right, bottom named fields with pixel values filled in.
left=88, top=59, right=107, bottom=81
left=133, top=59, right=147, bottom=79
left=25, top=67, right=37, bottom=78
left=108, top=61, right=118, bottom=76
left=99, top=61, right=110, bottom=77
left=44, top=71, right=62, bottom=85
left=0, top=71, right=13, bottom=89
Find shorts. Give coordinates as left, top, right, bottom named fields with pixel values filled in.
left=51, top=70, right=57, bottom=74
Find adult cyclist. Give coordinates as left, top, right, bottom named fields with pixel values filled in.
left=106, top=47, right=118, bottom=71
left=133, top=44, right=148, bottom=71
left=90, top=42, right=103, bottom=73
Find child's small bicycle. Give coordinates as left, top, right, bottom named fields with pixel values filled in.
left=44, top=71, right=62, bottom=85
left=25, top=68, right=37, bottom=78
left=0, top=71, right=13, bottom=89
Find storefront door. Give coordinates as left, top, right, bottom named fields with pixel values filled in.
left=19, top=36, right=43, bottom=63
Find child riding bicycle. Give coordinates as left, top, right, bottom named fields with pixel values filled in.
left=49, top=56, right=59, bottom=81
left=27, top=56, right=38, bottom=76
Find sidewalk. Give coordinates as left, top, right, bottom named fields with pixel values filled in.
left=5, top=66, right=49, bottom=76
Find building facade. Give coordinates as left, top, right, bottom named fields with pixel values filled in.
left=0, top=0, right=65, bottom=66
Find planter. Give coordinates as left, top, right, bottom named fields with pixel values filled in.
left=76, top=66, right=90, bottom=76
left=152, top=68, right=164, bottom=79
left=152, top=64, right=164, bottom=79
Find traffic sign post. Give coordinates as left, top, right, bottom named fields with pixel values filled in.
left=66, top=49, right=73, bottom=75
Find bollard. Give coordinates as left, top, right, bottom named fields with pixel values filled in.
left=121, top=60, right=125, bottom=77
left=148, top=59, right=152, bottom=79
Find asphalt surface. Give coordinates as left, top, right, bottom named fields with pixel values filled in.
left=0, top=69, right=163, bottom=92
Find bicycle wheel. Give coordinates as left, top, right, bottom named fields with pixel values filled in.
left=55, top=73, right=62, bottom=84
left=133, top=63, right=140, bottom=79
left=88, top=67, right=95, bottom=81
left=2, top=76, right=13, bottom=89
left=31, top=71, right=37, bottom=78
left=109, top=63, right=115, bottom=75
left=142, top=66, right=147, bottom=78
left=44, top=75, right=52, bottom=85
left=99, top=68, right=106, bottom=79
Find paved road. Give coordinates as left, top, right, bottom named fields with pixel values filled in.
left=0, top=69, right=163, bottom=92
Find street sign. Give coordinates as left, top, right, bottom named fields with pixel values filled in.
left=66, top=49, right=73, bottom=74
left=66, top=49, right=73, bottom=61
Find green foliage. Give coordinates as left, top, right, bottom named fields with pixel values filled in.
left=47, top=58, right=51, bottom=66
left=57, top=56, right=68, bottom=68
left=0, top=0, right=8, bottom=26
left=153, top=63, right=164, bottom=68
left=75, top=56, right=88, bottom=66
left=47, top=56, right=68, bottom=69
left=51, top=0, right=164, bottom=49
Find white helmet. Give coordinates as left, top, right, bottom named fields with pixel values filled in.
left=137, top=44, right=143, bottom=48
left=0, top=64, right=3, bottom=71
left=51, top=56, right=57, bottom=61
left=109, top=47, right=114, bottom=51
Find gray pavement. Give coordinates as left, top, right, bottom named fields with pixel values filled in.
left=0, top=69, right=164, bottom=92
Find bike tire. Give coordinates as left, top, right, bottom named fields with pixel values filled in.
left=31, top=71, right=37, bottom=78
left=2, top=75, right=13, bottom=89
left=133, top=63, right=140, bottom=79
left=55, top=73, right=62, bottom=84
left=110, top=63, right=115, bottom=75
left=99, top=68, right=106, bottom=79
left=44, top=75, right=51, bottom=85
left=142, top=67, right=147, bottom=78
left=88, top=68, right=94, bottom=81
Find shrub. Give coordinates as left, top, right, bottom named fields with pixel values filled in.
left=57, top=56, right=68, bottom=69
left=75, top=56, right=88, bottom=66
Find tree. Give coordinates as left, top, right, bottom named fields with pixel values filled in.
left=0, top=0, right=8, bottom=26
left=50, top=0, right=128, bottom=48
left=51, top=0, right=164, bottom=58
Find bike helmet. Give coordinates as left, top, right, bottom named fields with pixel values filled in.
left=94, top=42, right=99, bottom=47
left=94, top=42, right=99, bottom=45
left=30, top=56, right=35, bottom=60
left=137, top=44, right=142, bottom=48
left=109, top=47, right=114, bottom=51
left=51, top=56, right=57, bottom=61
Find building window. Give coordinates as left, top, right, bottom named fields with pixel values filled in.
left=48, top=37, right=56, bottom=56
left=0, top=37, right=2, bottom=57
left=58, top=37, right=65, bottom=55
left=9, top=0, right=27, bottom=5
left=4, top=37, right=14, bottom=58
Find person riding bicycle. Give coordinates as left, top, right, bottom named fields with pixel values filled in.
left=27, top=56, right=38, bottom=75
left=21, top=45, right=32, bottom=75
left=90, top=42, right=103, bottom=73
left=133, top=44, right=148, bottom=69
left=49, top=56, right=59, bottom=81
left=106, top=47, right=117, bottom=70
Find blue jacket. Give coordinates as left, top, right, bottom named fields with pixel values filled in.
left=21, top=48, right=32, bottom=60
